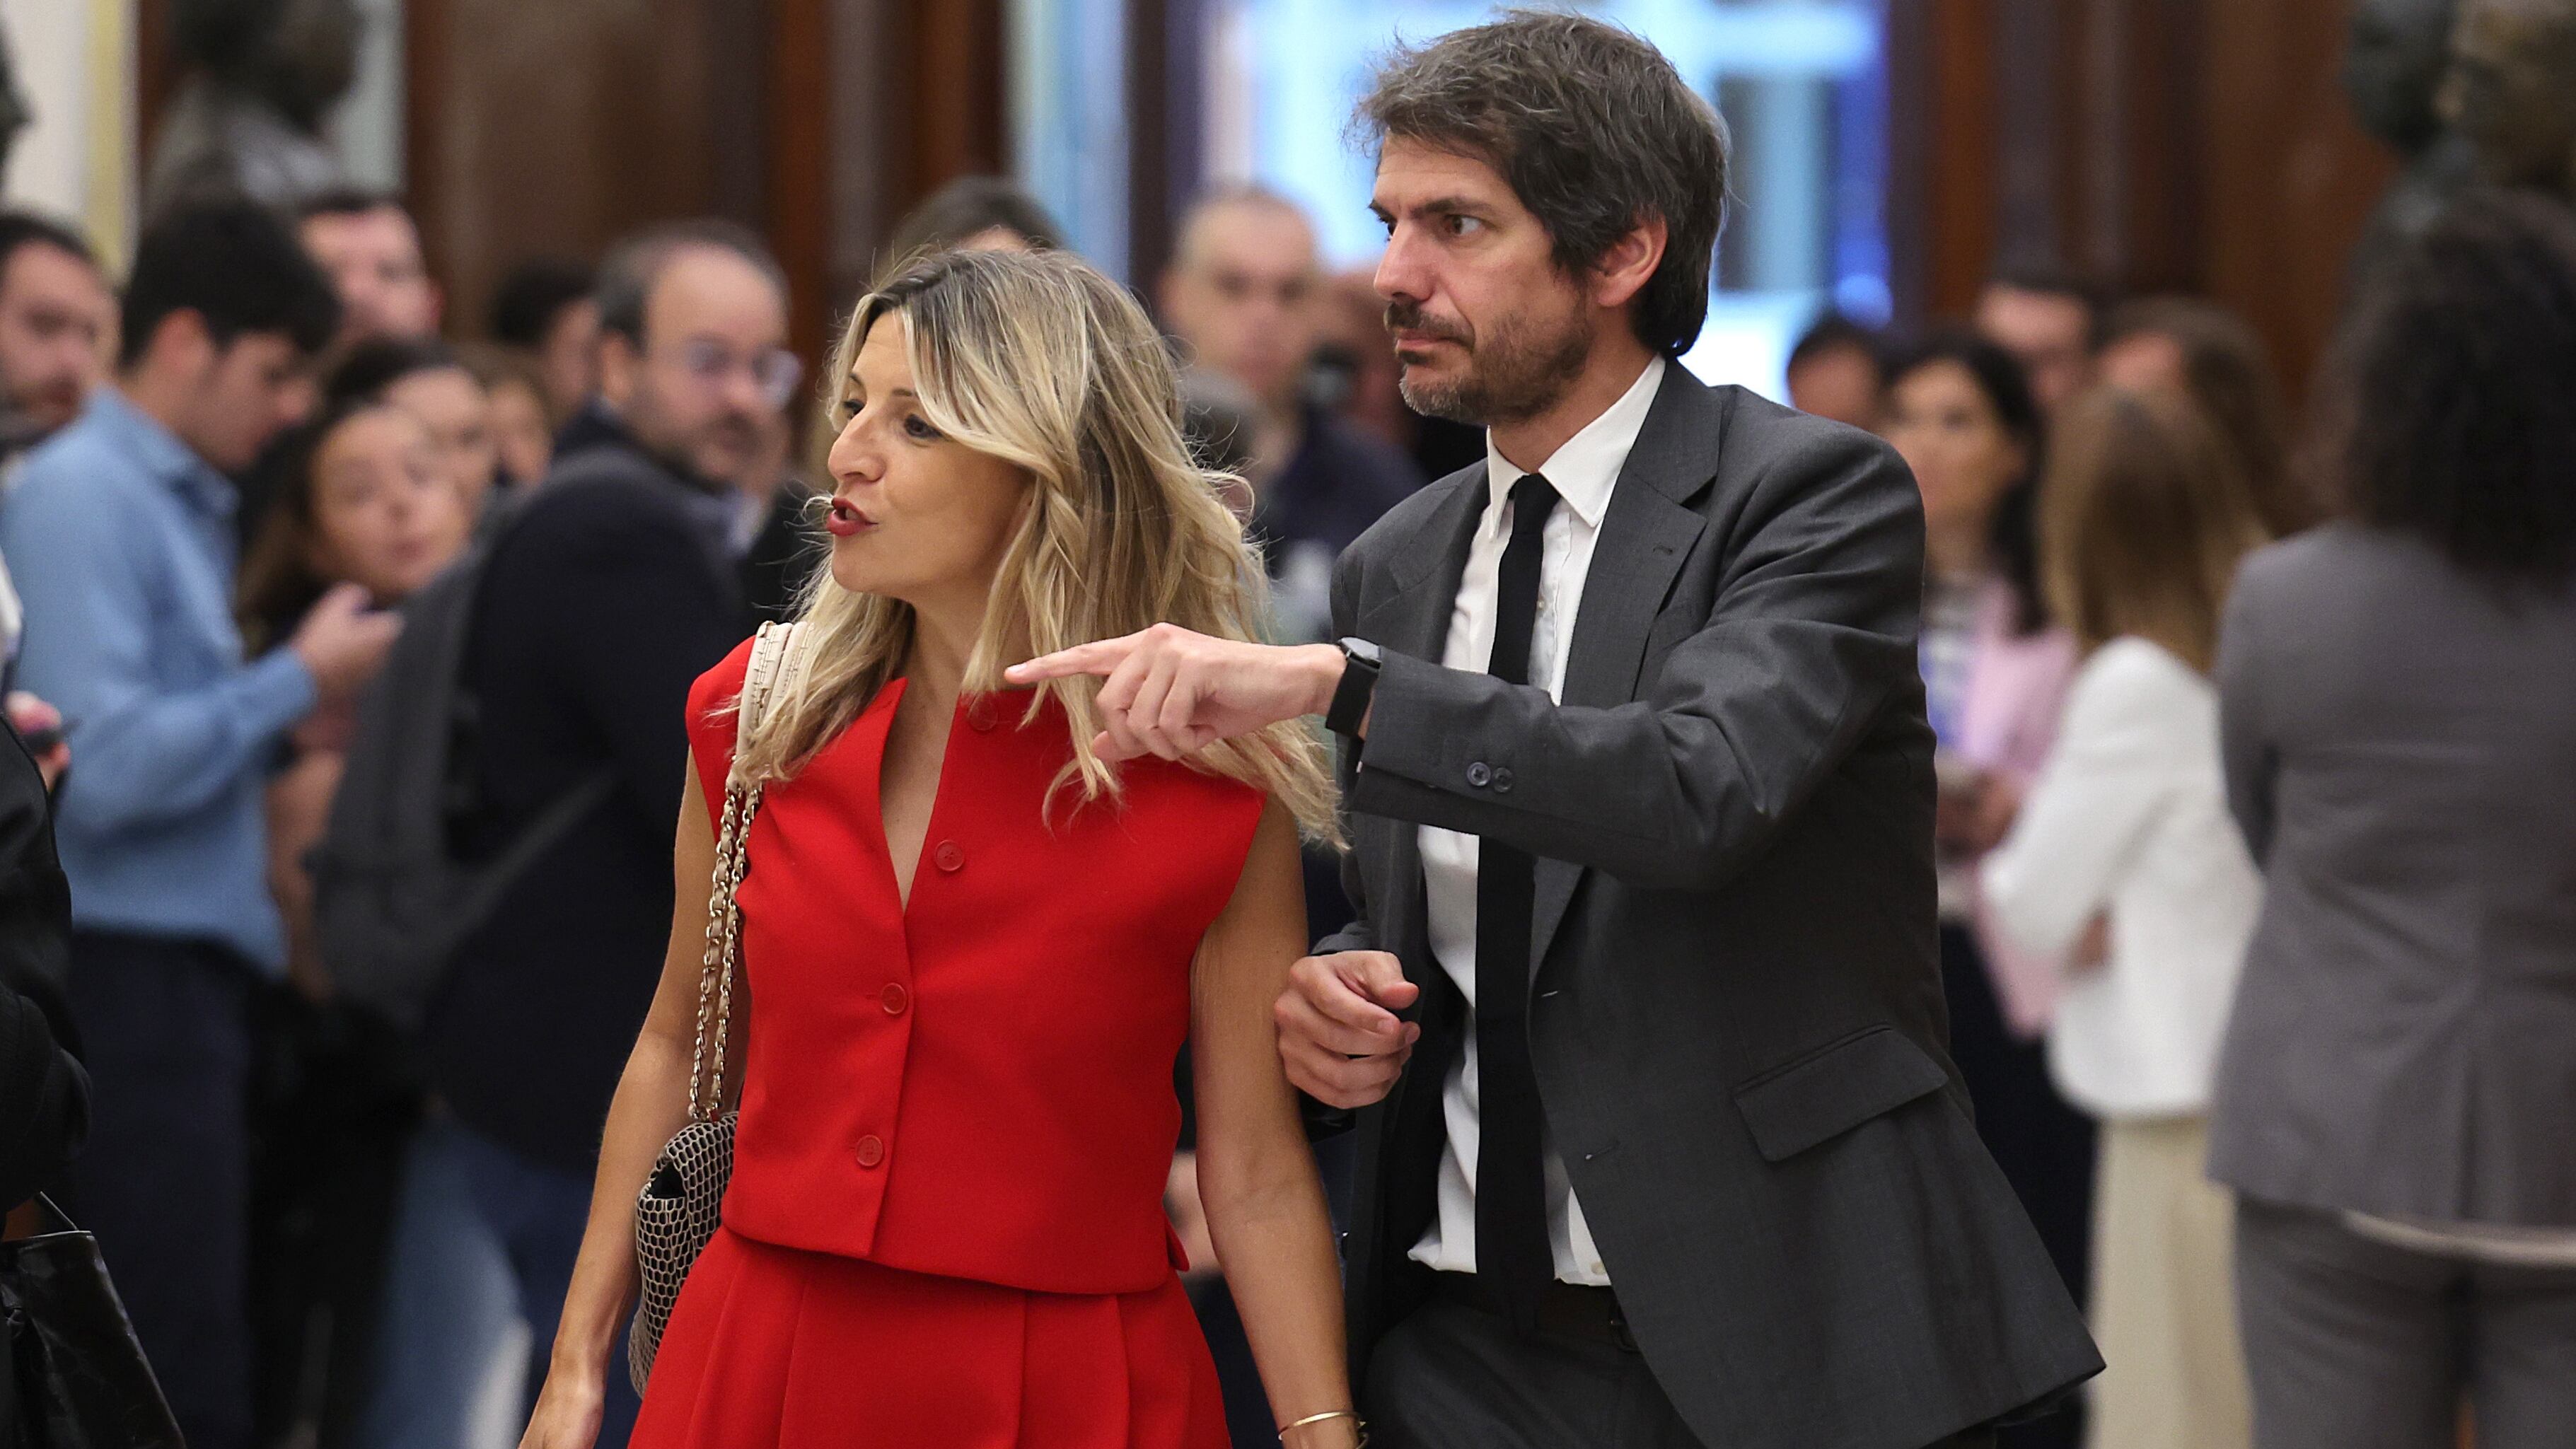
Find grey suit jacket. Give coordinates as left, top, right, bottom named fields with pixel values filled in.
left=2208, top=523, right=2576, bottom=1226
left=1321, top=368, right=2098, bottom=1449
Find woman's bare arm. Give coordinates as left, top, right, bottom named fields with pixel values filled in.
left=1192, top=802, right=1359, bottom=1448
left=521, top=760, right=730, bottom=1447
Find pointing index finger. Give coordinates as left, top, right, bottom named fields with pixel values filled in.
left=1004, top=635, right=1136, bottom=686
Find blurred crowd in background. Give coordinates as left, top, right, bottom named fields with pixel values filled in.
left=0, top=3, right=2572, bottom=1449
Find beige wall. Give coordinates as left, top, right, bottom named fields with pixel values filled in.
left=0, top=0, right=405, bottom=267
left=1, top=0, right=134, bottom=262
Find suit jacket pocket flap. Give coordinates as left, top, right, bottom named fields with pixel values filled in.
left=1732, top=1025, right=1949, bottom=1163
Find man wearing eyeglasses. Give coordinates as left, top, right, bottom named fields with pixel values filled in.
left=552, top=221, right=803, bottom=535
left=419, top=221, right=790, bottom=1446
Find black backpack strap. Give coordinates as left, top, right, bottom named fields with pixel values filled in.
left=433, top=463, right=655, bottom=930
left=444, top=767, right=620, bottom=930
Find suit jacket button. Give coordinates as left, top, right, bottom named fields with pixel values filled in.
left=1466, top=762, right=1492, bottom=788
left=1491, top=767, right=1514, bottom=793
left=934, top=841, right=965, bottom=872
left=855, top=1134, right=885, bottom=1168
left=880, top=982, right=909, bottom=1016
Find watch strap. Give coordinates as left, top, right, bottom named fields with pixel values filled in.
left=1325, top=639, right=1381, bottom=737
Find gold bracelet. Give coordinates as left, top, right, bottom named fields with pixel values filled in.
left=1277, top=1408, right=1362, bottom=1443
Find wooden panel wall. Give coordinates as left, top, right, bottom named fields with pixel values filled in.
left=899, top=0, right=1009, bottom=205
left=768, top=0, right=836, bottom=365
left=402, top=0, right=1006, bottom=370
left=405, top=0, right=733, bottom=342
left=1892, top=0, right=2396, bottom=400
left=1127, top=0, right=1210, bottom=290
left=2193, top=0, right=2394, bottom=395
left=1887, top=0, right=2000, bottom=326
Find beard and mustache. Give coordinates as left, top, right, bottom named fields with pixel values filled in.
left=1386, top=293, right=1595, bottom=427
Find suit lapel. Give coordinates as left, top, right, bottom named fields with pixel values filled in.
left=1357, top=468, right=1489, bottom=981
left=1362, top=467, right=1486, bottom=661
left=1528, top=373, right=1718, bottom=977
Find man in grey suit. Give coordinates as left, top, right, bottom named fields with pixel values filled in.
left=1012, top=16, right=2097, bottom=1448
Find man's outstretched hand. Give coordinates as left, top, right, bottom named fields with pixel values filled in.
left=1275, top=951, right=1421, bottom=1110
left=1006, top=624, right=1347, bottom=763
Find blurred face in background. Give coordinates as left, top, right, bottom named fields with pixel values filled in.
left=1161, top=197, right=1321, bottom=414
left=305, top=405, right=472, bottom=603
left=1883, top=359, right=2027, bottom=553
left=958, top=226, right=1038, bottom=254
left=486, top=372, right=554, bottom=485
left=2097, top=330, right=2191, bottom=396
left=1311, top=268, right=1412, bottom=448
left=159, top=321, right=318, bottom=474
left=1974, top=284, right=2094, bottom=415
left=1787, top=341, right=1884, bottom=431
left=383, top=363, right=499, bottom=514
left=2444, top=0, right=2576, bottom=192
left=598, top=245, right=794, bottom=489
left=302, top=204, right=442, bottom=345
left=1371, top=139, right=1594, bottom=427
left=0, top=240, right=111, bottom=437
left=537, top=296, right=601, bottom=418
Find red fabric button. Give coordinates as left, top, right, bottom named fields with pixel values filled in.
left=854, top=1135, right=885, bottom=1168
left=966, top=705, right=997, bottom=733
left=934, top=841, right=965, bottom=873
left=879, top=982, right=909, bottom=1016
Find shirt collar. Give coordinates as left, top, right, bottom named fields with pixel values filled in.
left=1482, top=354, right=1666, bottom=531
left=86, top=386, right=238, bottom=519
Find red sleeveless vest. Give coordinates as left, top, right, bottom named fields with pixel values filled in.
left=683, top=641, right=1265, bottom=1294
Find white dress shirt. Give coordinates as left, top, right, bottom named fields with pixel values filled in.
left=1980, top=637, right=2260, bottom=1119
left=1408, top=355, right=1666, bottom=1286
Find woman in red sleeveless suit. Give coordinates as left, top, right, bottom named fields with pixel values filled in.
left=519, top=250, right=1363, bottom=1449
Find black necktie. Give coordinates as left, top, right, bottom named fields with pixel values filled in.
left=1476, top=472, right=1557, bottom=1328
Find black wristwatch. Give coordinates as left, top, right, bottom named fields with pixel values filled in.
left=1325, top=637, right=1383, bottom=737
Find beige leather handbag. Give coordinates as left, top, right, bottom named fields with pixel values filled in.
left=626, top=620, right=806, bottom=1392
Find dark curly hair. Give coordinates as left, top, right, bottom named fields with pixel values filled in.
left=2336, top=190, right=2576, bottom=587
left=1353, top=10, right=1729, bottom=359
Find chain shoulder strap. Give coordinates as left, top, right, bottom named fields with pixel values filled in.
left=687, top=623, right=797, bottom=1123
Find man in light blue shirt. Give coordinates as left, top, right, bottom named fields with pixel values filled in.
left=0, top=199, right=391, bottom=1449
left=11, top=383, right=323, bottom=965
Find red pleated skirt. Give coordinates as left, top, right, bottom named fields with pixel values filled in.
left=629, top=1228, right=1232, bottom=1448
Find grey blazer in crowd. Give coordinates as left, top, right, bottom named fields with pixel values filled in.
left=1318, top=367, right=2099, bottom=1449
left=2207, top=523, right=2576, bottom=1226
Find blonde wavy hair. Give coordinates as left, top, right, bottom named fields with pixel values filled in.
left=730, top=247, right=1338, bottom=838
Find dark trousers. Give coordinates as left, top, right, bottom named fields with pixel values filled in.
left=2234, top=1197, right=2576, bottom=1449
left=1362, top=1295, right=2000, bottom=1449
left=246, top=989, right=422, bottom=1448
left=446, top=1119, right=642, bottom=1445
left=64, top=931, right=259, bottom=1449
left=1938, top=923, right=2091, bottom=1449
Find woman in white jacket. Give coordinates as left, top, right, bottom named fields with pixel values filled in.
left=1982, top=384, right=2271, bottom=1449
